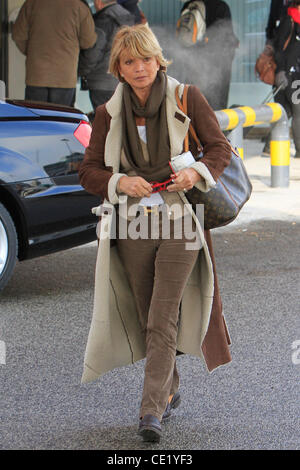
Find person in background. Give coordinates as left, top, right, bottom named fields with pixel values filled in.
left=12, top=0, right=97, bottom=106
left=117, top=0, right=148, bottom=24
left=117, top=0, right=142, bottom=23
left=79, top=24, right=232, bottom=443
left=266, top=0, right=290, bottom=44
left=262, top=0, right=292, bottom=156
left=273, top=0, right=300, bottom=158
left=78, top=0, right=134, bottom=112
left=176, top=0, right=239, bottom=110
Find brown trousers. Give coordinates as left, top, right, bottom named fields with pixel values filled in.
left=116, top=213, right=200, bottom=421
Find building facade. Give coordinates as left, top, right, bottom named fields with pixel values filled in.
left=1, top=0, right=273, bottom=110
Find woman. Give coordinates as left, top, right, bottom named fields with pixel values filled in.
left=79, top=24, right=232, bottom=443
left=273, top=0, right=300, bottom=158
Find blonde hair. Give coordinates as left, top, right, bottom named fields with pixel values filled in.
left=108, top=24, right=172, bottom=82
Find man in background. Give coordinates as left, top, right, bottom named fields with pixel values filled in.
left=78, top=0, right=134, bottom=112
left=12, top=0, right=97, bottom=106
left=170, top=0, right=239, bottom=110
left=117, top=0, right=147, bottom=24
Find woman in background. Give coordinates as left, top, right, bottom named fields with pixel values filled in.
left=273, top=0, right=300, bottom=157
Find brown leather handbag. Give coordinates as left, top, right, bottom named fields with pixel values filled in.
left=255, top=47, right=277, bottom=85
left=175, top=85, right=252, bottom=230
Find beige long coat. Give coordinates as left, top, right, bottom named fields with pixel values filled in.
left=79, top=76, right=232, bottom=384
left=12, top=0, right=97, bottom=88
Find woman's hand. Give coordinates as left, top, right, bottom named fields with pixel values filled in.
left=118, top=175, right=153, bottom=198
left=167, top=168, right=202, bottom=193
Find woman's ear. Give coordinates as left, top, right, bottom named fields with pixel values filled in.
left=118, top=65, right=125, bottom=82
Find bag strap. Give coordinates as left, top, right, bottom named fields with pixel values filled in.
left=175, top=84, right=240, bottom=159
left=175, top=84, right=202, bottom=152
left=283, top=18, right=294, bottom=51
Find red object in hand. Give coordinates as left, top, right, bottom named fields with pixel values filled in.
left=150, top=162, right=177, bottom=193
left=150, top=178, right=173, bottom=193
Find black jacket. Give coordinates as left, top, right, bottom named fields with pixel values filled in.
left=117, top=0, right=141, bottom=23
left=274, top=14, right=300, bottom=75
left=78, top=27, right=106, bottom=78
left=266, top=0, right=289, bottom=42
left=78, top=3, right=134, bottom=90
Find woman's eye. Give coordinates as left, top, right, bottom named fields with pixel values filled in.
left=125, top=60, right=132, bottom=65
left=144, top=57, right=151, bottom=62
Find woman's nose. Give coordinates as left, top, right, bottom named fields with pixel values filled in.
left=135, top=59, right=145, bottom=71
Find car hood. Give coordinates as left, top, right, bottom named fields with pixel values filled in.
left=0, top=100, right=89, bottom=121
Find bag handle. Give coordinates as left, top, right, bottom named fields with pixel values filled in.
left=283, top=18, right=294, bottom=51
left=175, top=84, right=202, bottom=153
left=175, top=84, right=240, bottom=159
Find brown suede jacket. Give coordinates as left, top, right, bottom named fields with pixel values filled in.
left=79, top=82, right=231, bottom=202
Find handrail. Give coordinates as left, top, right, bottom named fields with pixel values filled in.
left=215, top=103, right=290, bottom=187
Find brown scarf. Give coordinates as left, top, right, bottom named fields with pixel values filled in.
left=121, top=71, right=171, bottom=183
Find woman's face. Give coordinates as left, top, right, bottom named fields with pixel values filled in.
left=118, top=50, right=160, bottom=95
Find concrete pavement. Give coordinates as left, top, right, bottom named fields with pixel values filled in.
left=217, top=139, right=300, bottom=230
left=0, top=139, right=299, bottom=451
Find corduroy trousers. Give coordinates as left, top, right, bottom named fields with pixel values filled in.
left=116, top=212, right=200, bottom=421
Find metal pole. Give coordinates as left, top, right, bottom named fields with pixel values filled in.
left=267, top=103, right=290, bottom=187
left=215, top=103, right=290, bottom=187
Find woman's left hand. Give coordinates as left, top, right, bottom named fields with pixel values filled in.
left=167, top=168, right=202, bottom=193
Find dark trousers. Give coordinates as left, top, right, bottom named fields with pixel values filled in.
left=25, top=86, right=76, bottom=106
left=89, top=89, right=114, bottom=111
left=116, top=216, right=199, bottom=421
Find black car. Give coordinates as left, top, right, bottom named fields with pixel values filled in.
left=0, top=99, right=100, bottom=290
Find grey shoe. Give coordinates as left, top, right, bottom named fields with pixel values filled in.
left=162, top=392, right=181, bottom=421
left=138, top=414, right=162, bottom=443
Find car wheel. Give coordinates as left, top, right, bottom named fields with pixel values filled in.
left=0, top=203, right=18, bottom=291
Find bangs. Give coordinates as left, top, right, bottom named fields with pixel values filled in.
left=121, top=30, right=162, bottom=59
